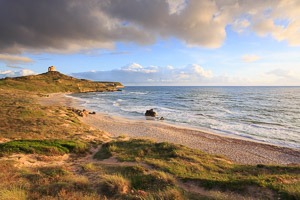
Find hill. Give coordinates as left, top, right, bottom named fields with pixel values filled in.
left=0, top=71, right=123, bottom=93
left=0, top=70, right=299, bottom=199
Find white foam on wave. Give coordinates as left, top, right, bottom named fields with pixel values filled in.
left=113, top=101, right=120, bottom=107
left=71, top=86, right=300, bottom=149
left=128, top=92, right=148, bottom=95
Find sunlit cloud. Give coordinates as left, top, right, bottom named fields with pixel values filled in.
left=0, top=69, right=36, bottom=78
left=242, top=54, right=261, bottom=63
left=232, top=19, right=251, bottom=33
left=1, top=0, right=300, bottom=54
left=0, top=54, right=33, bottom=64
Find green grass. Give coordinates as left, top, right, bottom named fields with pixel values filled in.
left=0, top=140, right=88, bottom=156
left=93, top=143, right=113, bottom=160
left=94, top=139, right=300, bottom=199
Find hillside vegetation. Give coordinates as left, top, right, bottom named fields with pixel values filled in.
left=0, top=71, right=123, bottom=93
left=0, top=73, right=299, bottom=199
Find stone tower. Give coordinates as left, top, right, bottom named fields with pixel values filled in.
left=48, top=66, right=56, bottom=72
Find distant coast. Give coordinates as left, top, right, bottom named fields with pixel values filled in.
left=40, top=93, right=300, bottom=165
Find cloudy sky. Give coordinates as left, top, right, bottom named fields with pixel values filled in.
left=0, top=0, right=300, bottom=85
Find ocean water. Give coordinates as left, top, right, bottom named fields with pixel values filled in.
left=70, top=86, right=300, bottom=149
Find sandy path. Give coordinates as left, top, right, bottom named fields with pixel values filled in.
left=39, top=93, right=300, bottom=165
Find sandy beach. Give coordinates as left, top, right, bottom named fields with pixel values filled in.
left=40, top=93, right=300, bottom=165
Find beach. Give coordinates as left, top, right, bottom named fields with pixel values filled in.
left=40, top=93, right=300, bottom=165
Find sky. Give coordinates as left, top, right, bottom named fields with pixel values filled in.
left=0, top=0, right=300, bottom=86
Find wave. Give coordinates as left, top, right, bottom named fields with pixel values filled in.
left=128, top=92, right=148, bottom=95
left=71, top=86, right=300, bottom=149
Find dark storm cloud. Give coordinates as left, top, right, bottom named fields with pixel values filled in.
left=0, top=0, right=231, bottom=53
left=0, top=0, right=154, bottom=53
left=0, top=0, right=299, bottom=54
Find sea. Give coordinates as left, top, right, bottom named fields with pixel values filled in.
left=69, top=86, right=300, bottom=149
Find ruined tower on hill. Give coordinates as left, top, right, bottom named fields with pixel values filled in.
left=48, top=66, right=56, bottom=72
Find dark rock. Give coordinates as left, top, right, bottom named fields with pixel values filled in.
left=71, top=108, right=89, bottom=117
left=145, top=109, right=156, bottom=117
left=89, top=111, right=96, bottom=114
left=159, top=117, right=164, bottom=120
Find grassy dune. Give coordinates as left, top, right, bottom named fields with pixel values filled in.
left=95, top=139, right=300, bottom=199
left=0, top=73, right=299, bottom=199
left=0, top=88, right=106, bottom=140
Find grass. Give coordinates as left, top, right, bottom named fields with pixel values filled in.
left=0, top=75, right=299, bottom=199
left=0, top=88, right=107, bottom=140
left=99, top=174, right=131, bottom=196
left=95, top=165, right=185, bottom=199
left=93, top=143, right=113, bottom=160
left=81, top=163, right=97, bottom=172
left=94, top=139, right=300, bottom=199
left=0, top=140, right=88, bottom=156
left=0, top=187, right=27, bottom=200
left=0, top=71, right=122, bottom=93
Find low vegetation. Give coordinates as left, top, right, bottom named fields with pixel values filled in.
left=0, top=71, right=122, bottom=93
left=95, top=139, right=300, bottom=199
left=0, top=73, right=299, bottom=199
left=0, top=140, right=87, bottom=156
left=0, top=88, right=107, bottom=141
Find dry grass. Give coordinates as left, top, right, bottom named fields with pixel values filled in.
left=0, top=81, right=299, bottom=199
left=99, top=174, right=131, bottom=197
left=0, top=187, right=27, bottom=200
left=81, top=163, right=97, bottom=172
left=94, top=139, right=300, bottom=199
left=0, top=88, right=107, bottom=141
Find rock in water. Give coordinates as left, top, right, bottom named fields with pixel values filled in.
left=145, top=109, right=157, bottom=117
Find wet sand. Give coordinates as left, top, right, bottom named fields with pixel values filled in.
left=39, top=93, right=300, bottom=165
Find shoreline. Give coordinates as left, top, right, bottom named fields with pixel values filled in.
left=39, top=93, right=300, bottom=165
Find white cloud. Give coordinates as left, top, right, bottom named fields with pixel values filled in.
left=71, top=63, right=213, bottom=85
left=266, top=68, right=294, bottom=78
left=70, top=62, right=300, bottom=86
left=186, top=64, right=213, bottom=78
left=0, top=69, right=36, bottom=78
left=121, top=63, right=158, bottom=73
left=230, top=0, right=300, bottom=46
left=251, top=68, right=300, bottom=85
left=232, top=19, right=250, bottom=33
left=0, top=54, right=33, bottom=64
left=242, top=54, right=261, bottom=62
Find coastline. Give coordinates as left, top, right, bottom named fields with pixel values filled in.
left=39, top=93, right=300, bottom=165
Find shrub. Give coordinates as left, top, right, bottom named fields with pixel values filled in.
left=0, top=140, right=87, bottom=156
left=99, top=174, right=130, bottom=197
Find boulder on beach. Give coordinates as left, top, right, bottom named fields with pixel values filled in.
left=145, top=109, right=156, bottom=117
